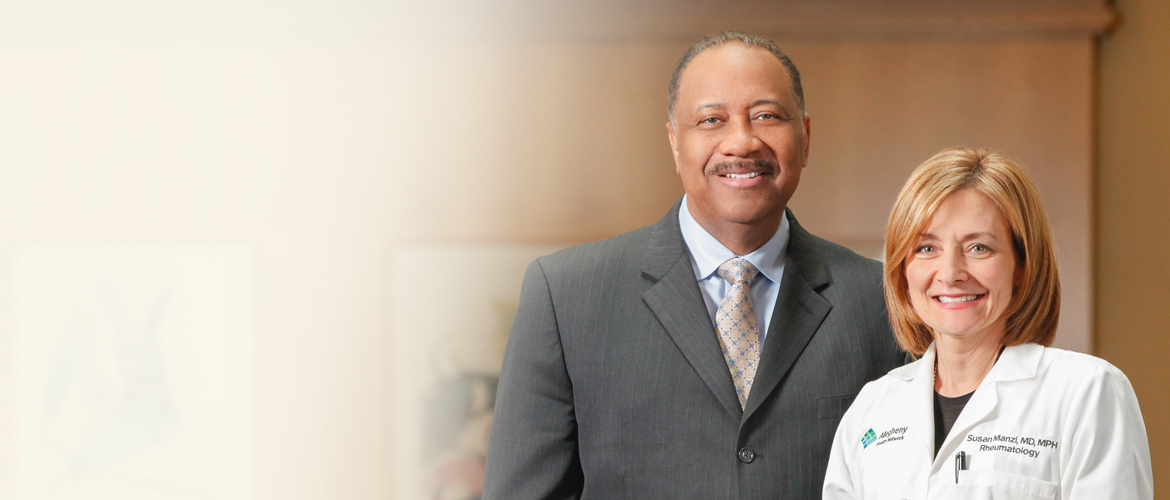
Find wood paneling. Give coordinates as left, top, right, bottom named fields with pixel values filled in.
left=1098, top=0, right=1170, bottom=494
left=393, top=0, right=1115, bottom=42
left=784, top=39, right=1094, bottom=352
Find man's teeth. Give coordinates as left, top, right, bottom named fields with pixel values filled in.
left=937, top=295, right=979, bottom=303
left=726, top=173, right=760, bottom=179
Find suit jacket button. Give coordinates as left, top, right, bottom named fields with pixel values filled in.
left=738, top=447, right=755, bottom=463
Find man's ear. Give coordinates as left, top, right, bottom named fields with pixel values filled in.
left=666, top=121, right=681, bottom=174
left=801, top=113, right=812, bottom=167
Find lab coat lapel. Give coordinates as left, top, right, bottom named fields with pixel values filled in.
left=893, top=345, right=938, bottom=461
left=941, top=344, right=1043, bottom=457
left=889, top=346, right=937, bottom=499
left=641, top=201, right=743, bottom=418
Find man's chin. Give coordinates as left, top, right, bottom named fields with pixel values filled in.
left=687, top=195, right=787, bottom=233
left=715, top=206, right=785, bottom=229
left=717, top=196, right=786, bottom=218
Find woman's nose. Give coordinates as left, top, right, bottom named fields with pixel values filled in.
left=936, top=252, right=967, bottom=283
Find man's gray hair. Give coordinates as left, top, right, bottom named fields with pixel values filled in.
left=667, top=31, right=805, bottom=123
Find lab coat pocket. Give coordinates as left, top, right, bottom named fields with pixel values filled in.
left=954, top=470, right=1056, bottom=500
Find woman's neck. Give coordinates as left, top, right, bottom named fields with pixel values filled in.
left=933, top=333, right=1003, bottom=397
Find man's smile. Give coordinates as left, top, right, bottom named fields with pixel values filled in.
left=707, top=158, right=776, bottom=177
left=707, top=159, right=777, bottom=188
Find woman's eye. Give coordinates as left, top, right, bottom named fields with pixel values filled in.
left=970, top=244, right=990, bottom=253
left=914, top=244, right=936, bottom=255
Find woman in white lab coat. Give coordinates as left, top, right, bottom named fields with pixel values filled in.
left=822, top=147, right=1153, bottom=500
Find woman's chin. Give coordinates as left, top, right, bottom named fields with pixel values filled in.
left=931, top=325, right=1006, bottom=346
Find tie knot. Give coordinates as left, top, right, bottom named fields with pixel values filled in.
left=717, top=257, right=759, bottom=285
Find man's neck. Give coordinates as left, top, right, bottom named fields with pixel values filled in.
left=686, top=206, right=784, bottom=256
left=711, top=227, right=776, bottom=255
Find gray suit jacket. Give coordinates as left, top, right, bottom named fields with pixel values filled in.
left=484, top=200, right=905, bottom=499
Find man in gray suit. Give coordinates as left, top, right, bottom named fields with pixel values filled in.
left=483, top=31, right=905, bottom=499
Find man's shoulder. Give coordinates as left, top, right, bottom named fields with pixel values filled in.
left=791, top=224, right=883, bottom=282
left=533, top=222, right=660, bottom=278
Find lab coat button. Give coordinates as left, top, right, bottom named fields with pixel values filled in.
left=737, top=447, right=756, bottom=463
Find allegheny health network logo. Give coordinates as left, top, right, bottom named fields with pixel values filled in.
left=861, top=428, right=877, bottom=449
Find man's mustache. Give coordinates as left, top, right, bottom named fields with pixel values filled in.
left=707, top=159, right=777, bottom=176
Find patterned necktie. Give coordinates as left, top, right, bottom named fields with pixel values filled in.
left=716, top=257, right=761, bottom=409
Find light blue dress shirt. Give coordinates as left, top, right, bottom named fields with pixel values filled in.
left=678, top=194, right=789, bottom=341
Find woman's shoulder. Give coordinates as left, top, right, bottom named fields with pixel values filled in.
left=1025, top=345, right=1138, bottom=400
left=1033, top=345, right=1127, bottom=379
left=847, top=358, right=926, bottom=410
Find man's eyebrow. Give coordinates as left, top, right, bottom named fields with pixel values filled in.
left=697, top=100, right=784, bottom=110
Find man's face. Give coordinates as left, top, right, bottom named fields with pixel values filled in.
left=667, top=43, right=810, bottom=242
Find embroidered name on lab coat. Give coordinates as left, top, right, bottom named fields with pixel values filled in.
left=965, top=433, right=1059, bottom=459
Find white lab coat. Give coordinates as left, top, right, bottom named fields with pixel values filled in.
left=823, top=343, right=1152, bottom=500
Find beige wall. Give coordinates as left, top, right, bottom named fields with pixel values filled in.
left=1099, top=0, right=1170, bottom=495
left=0, top=1, right=1162, bottom=499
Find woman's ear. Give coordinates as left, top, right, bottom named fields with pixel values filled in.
left=1013, top=259, right=1025, bottom=288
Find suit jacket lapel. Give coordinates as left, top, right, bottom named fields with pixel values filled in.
left=743, top=210, right=832, bottom=421
left=641, top=200, right=743, bottom=418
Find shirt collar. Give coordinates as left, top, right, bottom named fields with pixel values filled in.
left=678, top=194, right=789, bottom=284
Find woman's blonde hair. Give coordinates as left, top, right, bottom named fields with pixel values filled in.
left=884, top=147, right=1061, bottom=355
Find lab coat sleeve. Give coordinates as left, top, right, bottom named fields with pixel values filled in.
left=1060, top=364, right=1153, bottom=500
left=823, top=409, right=861, bottom=500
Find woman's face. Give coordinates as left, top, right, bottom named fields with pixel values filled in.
left=905, top=188, right=1020, bottom=345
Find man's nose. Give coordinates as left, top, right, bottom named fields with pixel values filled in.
left=936, top=251, right=968, bottom=284
left=718, top=117, right=760, bottom=157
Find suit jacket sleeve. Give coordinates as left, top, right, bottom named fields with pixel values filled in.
left=483, top=258, right=583, bottom=500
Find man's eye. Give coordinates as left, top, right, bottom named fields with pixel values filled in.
left=756, top=113, right=778, bottom=120
left=701, top=117, right=721, bottom=124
